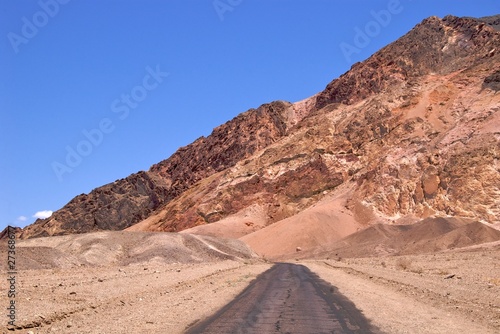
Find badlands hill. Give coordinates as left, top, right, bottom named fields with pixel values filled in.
left=13, top=14, right=500, bottom=259
left=0, top=231, right=256, bottom=271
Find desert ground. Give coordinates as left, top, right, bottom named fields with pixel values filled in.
left=1, top=230, right=500, bottom=333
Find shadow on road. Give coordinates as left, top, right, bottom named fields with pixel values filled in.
left=186, top=262, right=381, bottom=334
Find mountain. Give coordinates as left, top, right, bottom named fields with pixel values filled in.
left=17, top=15, right=500, bottom=250
left=19, top=101, right=299, bottom=238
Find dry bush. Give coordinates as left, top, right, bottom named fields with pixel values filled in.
left=488, top=278, right=500, bottom=286
left=396, top=257, right=413, bottom=271
left=410, top=267, right=424, bottom=274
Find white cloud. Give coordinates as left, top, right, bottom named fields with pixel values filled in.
left=17, top=216, right=27, bottom=222
left=32, top=210, right=53, bottom=219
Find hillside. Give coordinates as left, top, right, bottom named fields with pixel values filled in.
left=16, top=15, right=500, bottom=251
left=130, top=15, right=500, bottom=240
left=18, top=101, right=300, bottom=238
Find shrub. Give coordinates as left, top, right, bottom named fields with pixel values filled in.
left=396, top=257, right=412, bottom=271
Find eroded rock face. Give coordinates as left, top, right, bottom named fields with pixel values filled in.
left=484, top=70, right=500, bottom=91
left=140, top=15, right=500, bottom=231
left=314, top=15, right=500, bottom=109
left=20, top=101, right=296, bottom=238
left=18, top=15, right=500, bottom=238
left=20, top=172, right=171, bottom=238
left=149, top=100, right=291, bottom=194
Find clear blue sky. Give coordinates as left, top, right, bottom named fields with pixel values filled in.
left=1, top=0, right=498, bottom=231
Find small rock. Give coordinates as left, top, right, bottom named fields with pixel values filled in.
left=98, top=278, right=104, bottom=282
left=444, top=274, right=455, bottom=279
left=296, top=247, right=302, bottom=252
left=176, top=269, right=181, bottom=272
left=69, top=291, right=77, bottom=295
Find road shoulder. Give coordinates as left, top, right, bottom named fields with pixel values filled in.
left=303, top=259, right=498, bottom=334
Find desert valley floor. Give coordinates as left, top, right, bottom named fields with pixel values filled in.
left=1, top=230, right=500, bottom=334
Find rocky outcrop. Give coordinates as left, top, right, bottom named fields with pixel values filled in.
left=19, top=172, right=170, bottom=238
left=476, top=14, right=500, bottom=31
left=149, top=101, right=292, bottom=195
left=314, top=15, right=500, bottom=109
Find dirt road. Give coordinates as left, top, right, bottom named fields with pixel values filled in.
left=186, top=263, right=376, bottom=334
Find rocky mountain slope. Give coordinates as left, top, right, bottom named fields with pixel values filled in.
left=17, top=15, right=500, bottom=247
left=18, top=101, right=302, bottom=238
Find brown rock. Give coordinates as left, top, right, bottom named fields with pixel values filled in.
left=422, top=174, right=440, bottom=197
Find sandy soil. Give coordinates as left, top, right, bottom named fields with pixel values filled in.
left=241, top=185, right=365, bottom=260
left=241, top=213, right=500, bottom=261
left=299, top=217, right=500, bottom=260
left=303, top=246, right=500, bottom=334
left=1, top=231, right=257, bottom=270
left=2, top=232, right=499, bottom=333
left=1, top=260, right=271, bottom=333
left=180, top=204, right=269, bottom=239
left=0, top=231, right=266, bottom=333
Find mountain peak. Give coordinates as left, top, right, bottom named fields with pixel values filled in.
left=315, top=15, right=499, bottom=110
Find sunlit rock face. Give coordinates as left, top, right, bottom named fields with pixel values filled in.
left=18, top=15, right=500, bottom=239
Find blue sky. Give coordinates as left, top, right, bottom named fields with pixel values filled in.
left=1, top=0, right=498, bottom=231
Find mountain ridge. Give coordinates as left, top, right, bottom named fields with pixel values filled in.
left=15, top=14, right=500, bottom=241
